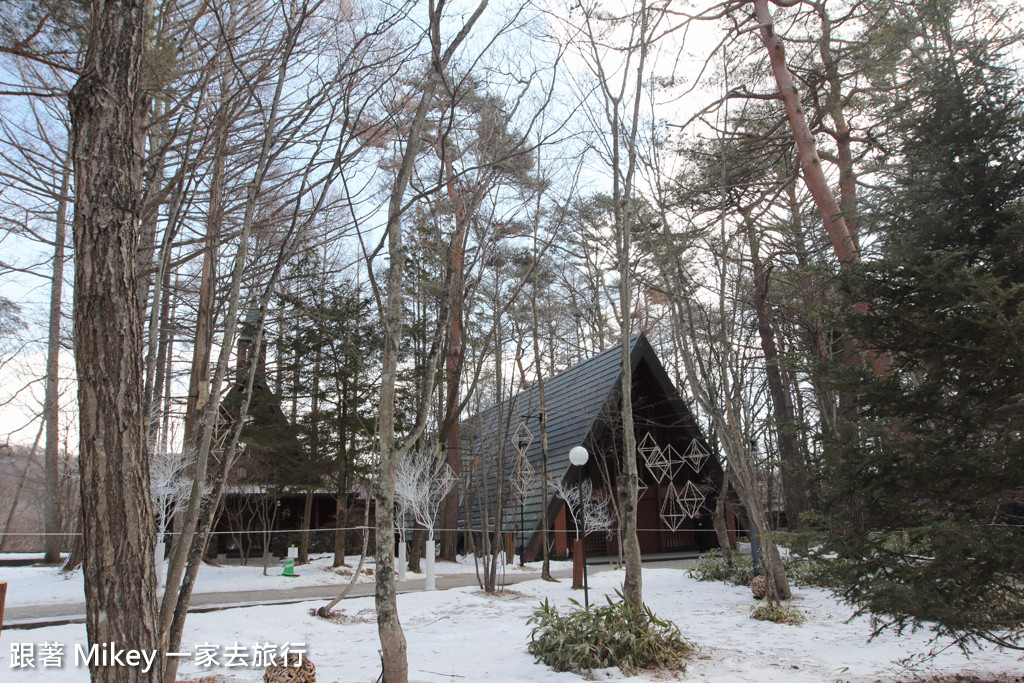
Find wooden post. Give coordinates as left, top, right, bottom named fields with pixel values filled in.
left=555, top=505, right=567, bottom=557
left=572, top=539, right=583, bottom=589
left=1, top=581, right=6, bottom=638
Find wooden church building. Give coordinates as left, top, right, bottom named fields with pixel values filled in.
left=460, top=333, right=734, bottom=561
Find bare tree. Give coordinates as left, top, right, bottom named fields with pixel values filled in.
left=572, top=0, right=667, bottom=609
left=361, top=2, right=492, bottom=679
left=149, top=442, right=194, bottom=583
left=551, top=476, right=616, bottom=541
left=68, top=0, right=161, bottom=680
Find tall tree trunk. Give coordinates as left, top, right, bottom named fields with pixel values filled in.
left=333, top=396, right=351, bottom=567
left=371, top=5, right=489, bottom=678
left=593, top=0, right=654, bottom=610
left=68, top=0, right=160, bottom=679
left=162, top=9, right=301, bottom=676
left=531, top=268, right=553, bottom=580
left=815, top=2, right=858, bottom=250
left=751, top=0, right=887, bottom=382
left=712, top=466, right=733, bottom=563
left=298, top=490, right=314, bottom=563
left=183, top=0, right=234, bottom=447
left=182, top=117, right=224, bottom=447
left=43, top=153, right=70, bottom=564
left=751, top=0, right=858, bottom=268
left=439, top=154, right=467, bottom=563
left=746, top=224, right=808, bottom=529
left=150, top=265, right=174, bottom=447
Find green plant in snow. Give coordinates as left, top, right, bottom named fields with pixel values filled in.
left=688, top=549, right=755, bottom=586
left=750, top=603, right=806, bottom=625
left=690, top=549, right=834, bottom=589
left=526, top=591, right=694, bottom=675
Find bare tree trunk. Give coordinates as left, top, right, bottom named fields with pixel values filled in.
left=712, top=467, right=733, bottom=563
left=582, top=0, right=656, bottom=610
left=319, top=490, right=371, bottom=616
left=532, top=297, right=553, bottom=580
left=439, top=153, right=467, bottom=563
left=43, top=155, right=70, bottom=564
left=150, top=266, right=174, bottom=446
left=162, top=9, right=303, bottom=676
left=1, top=422, right=43, bottom=552
left=369, top=5, right=489, bottom=679
left=63, top=513, right=84, bottom=571
left=746, top=225, right=807, bottom=529
left=68, top=0, right=160, bottom=678
left=182, top=112, right=224, bottom=446
left=751, top=0, right=887, bottom=382
left=751, top=0, right=858, bottom=269
left=298, top=490, right=314, bottom=564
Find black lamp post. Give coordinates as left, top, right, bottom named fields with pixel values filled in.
left=569, top=445, right=590, bottom=609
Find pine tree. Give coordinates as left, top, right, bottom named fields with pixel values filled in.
left=815, top=1, right=1024, bottom=651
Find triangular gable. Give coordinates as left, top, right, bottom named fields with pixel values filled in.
left=460, top=333, right=716, bottom=551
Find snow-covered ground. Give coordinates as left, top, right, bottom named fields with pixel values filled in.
left=2, top=559, right=1020, bottom=682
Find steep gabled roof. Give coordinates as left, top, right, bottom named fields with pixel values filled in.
left=460, top=333, right=713, bottom=545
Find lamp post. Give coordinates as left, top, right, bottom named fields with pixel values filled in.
left=568, top=445, right=590, bottom=609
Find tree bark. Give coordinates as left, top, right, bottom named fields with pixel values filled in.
left=68, top=0, right=160, bottom=679
left=751, top=0, right=858, bottom=268
left=712, top=467, right=733, bottom=563
left=298, top=489, right=314, bottom=564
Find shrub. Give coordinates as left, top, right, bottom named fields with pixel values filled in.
left=785, top=556, right=833, bottom=589
left=688, top=550, right=755, bottom=586
left=750, top=603, right=806, bottom=625
left=689, top=549, right=835, bottom=589
left=527, top=591, right=694, bottom=675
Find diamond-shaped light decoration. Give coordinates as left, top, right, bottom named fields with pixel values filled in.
left=659, top=482, right=688, bottom=532
left=435, top=463, right=459, bottom=502
left=513, top=421, right=534, bottom=458
left=639, top=432, right=672, bottom=483
left=661, top=443, right=686, bottom=481
left=510, top=453, right=538, bottom=501
left=682, top=440, right=709, bottom=474
left=676, top=479, right=707, bottom=518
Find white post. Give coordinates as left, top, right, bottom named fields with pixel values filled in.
left=397, top=540, right=407, bottom=582
left=425, top=539, right=436, bottom=590
left=155, top=540, right=165, bottom=587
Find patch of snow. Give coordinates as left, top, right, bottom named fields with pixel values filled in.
left=1, top=566, right=1020, bottom=682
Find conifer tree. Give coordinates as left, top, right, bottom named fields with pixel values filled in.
left=816, top=1, right=1024, bottom=651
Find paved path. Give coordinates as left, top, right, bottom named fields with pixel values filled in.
left=4, top=567, right=578, bottom=630
left=4, top=555, right=697, bottom=630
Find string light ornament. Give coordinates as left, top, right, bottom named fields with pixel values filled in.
left=513, top=421, right=534, bottom=457
left=659, top=480, right=708, bottom=531
left=639, top=432, right=673, bottom=483
left=435, top=462, right=460, bottom=504
left=682, top=440, right=709, bottom=474
left=511, top=453, right=539, bottom=500
left=676, top=479, right=707, bottom=518
left=659, top=482, right=689, bottom=531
